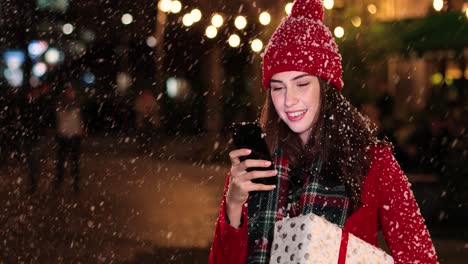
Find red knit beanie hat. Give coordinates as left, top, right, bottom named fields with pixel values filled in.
left=262, top=0, right=344, bottom=91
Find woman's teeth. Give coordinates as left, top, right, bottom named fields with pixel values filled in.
left=287, top=110, right=307, bottom=117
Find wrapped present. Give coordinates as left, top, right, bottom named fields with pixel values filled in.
left=270, top=213, right=394, bottom=264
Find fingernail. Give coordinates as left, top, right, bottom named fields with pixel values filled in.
left=265, top=161, right=271, bottom=166
left=246, top=149, right=252, bottom=154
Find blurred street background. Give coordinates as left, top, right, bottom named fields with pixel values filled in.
left=0, top=0, right=467, bottom=263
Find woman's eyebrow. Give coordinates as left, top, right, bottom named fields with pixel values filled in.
left=291, top=74, right=311, bottom=81
left=270, top=73, right=312, bottom=84
left=270, top=74, right=311, bottom=85
left=270, top=79, right=284, bottom=84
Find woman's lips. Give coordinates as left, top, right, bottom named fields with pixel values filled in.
left=286, top=110, right=307, bottom=121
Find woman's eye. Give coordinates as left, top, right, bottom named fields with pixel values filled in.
left=297, top=82, right=310, bottom=87
left=271, top=87, right=284, bottom=91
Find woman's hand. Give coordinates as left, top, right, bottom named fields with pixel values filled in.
left=225, top=148, right=277, bottom=227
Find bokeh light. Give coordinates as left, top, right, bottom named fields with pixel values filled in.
left=334, top=26, right=344, bottom=38
left=259, top=12, right=271, bottom=25
left=234, top=16, right=247, bottom=30
left=205, top=26, right=217, bottom=38
left=211, top=14, right=224, bottom=28
left=251, top=39, right=263, bottom=53
left=228, top=34, right=241, bottom=47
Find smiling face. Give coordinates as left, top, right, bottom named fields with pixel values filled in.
left=270, top=71, right=321, bottom=145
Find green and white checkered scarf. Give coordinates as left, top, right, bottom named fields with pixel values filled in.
left=246, top=149, right=350, bottom=263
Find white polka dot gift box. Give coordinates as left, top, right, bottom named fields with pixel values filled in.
left=270, top=213, right=394, bottom=264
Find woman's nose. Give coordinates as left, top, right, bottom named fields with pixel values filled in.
left=285, top=88, right=298, bottom=107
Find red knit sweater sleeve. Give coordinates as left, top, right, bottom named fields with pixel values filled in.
left=209, top=173, right=249, bottom=264
left=375, top=146, right=438, bottom=263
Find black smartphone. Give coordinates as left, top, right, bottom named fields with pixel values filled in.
left=231, top=122, right=277, bottom=186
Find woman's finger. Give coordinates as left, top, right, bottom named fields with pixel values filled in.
left=244, top=169, right=277, bottom=181
left=229, top=149, right=251, bottom=166
left=245, top=182, right=276, bottom=192
left=237, top=159, right=272, bottom=172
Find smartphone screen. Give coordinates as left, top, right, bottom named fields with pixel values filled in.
left=231, top=122, right=277, bottom=186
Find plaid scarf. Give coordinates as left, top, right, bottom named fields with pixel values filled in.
left=246, top=149, right=350, bottom=263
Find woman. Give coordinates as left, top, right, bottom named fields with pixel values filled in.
left=209, top=0, right=438, bottom=263
left=55, top=83, right=84, bottom=192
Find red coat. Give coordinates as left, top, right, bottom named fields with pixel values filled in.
left=209, top=146, right=438, bottom=264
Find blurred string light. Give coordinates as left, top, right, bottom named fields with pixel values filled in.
left=4, top=68, right=23, bottom=87
left=211, top=14, right=224, bottom=28
left=28, top=40, right=48, bottom=58
left=167, top=77, right=178, bottom=98
left=183, top=13, right=194, bottom=27
left=234, top=16, right=247, bottom=30
left=45, top=48, right=63, bottom=64
left=170, top=1, right=182, bottom=13
left=367, top=4, right=377, bottom=14
left=146, top=36, right=157, bottom=47
left=323, top=0, right=334, bottom=10
left=259, top=11, right=271, bottom=25
left=334, top=26, right=344, bottom=38
left=228, top=34, right=241, bottom=47
left=84, top=72, right=96, bottom=84
left=431, top=72, right=443, bottom=85
left=3, top=50, right=25, bottom=87
left=285, top=3, right=293, bottom=15
left=116, top=72, right=131, bottom=92
left=4, top=50, right=25, bottom=69
left=121, top=13, right=133, bottom=25
left=205, top=25, right=217, bottom=38
left=62, top=23, right=74, bottom=35
left=191, top=9, right=202, bottom=22
left=251, top=39, right=263, bottom=53
left=150, top=3, right=339, bottom=55
left=433, top=0, right=443, bottom=12
left=166, top=77, right=189, bottom=99
left=445, top=78, right=454, bottom=86
left=351, top=16, right=361, bottom=27
left=158, top=0, right=171, bottom=12
left=32, top=62, right=47, bottom=77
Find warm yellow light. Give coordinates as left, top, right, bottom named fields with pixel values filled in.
left=211, top=14, right=224, bottom=28
left=146, top=36, right=157, bottom=47
left=228, top=34, right=241, bottom=47
left=259, top=12, right=271, bottom=25
left=351, top=16, right=361, bottom=27
left=367, top=4, right=377, bottom=14
left=121, top=14, right=133, bottom=25
left=334, top=26, right=344, bottom=38
left=158, top=0, right=171, bottom=12
left=285, top=3, right=293, bottom=15
left=234, top=16, right=247, bottom=30
left=205, top=26, right=217, bottom=39
left=170, top=0, right=182, bottom=13
left=62, top=23, right=74, bottom=34
left=466, top=8, right=468, bottom=18
left=182, top=13, right=194, bottom=27
left=431, top=72, right=443, bottom=85
left=191, top=9, right=202, bottom=22
left=433, top=0, right=443, bottom=12
left=324, top=0, right=334, bottom=10
left=251, top=39, right=263, bottom=53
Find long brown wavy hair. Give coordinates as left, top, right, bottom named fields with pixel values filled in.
left=259, top=78, right=387, bottom=211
